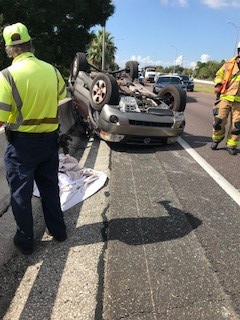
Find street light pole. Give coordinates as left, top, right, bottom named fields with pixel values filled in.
left=101, top=23, right=106, bottom=71
left=227, top=21, right=240, bottom=56
left=171, top=45, right=178, bottom=74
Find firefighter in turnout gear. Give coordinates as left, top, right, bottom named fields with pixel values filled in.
left=0, top=23, right=67, bottom=254
left=211, top=42, right=240, bottom=155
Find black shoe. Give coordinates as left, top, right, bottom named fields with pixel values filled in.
left=52, top=233, right=67, bottom=242
left=14, top=235, right=34, bottom=255
left=211, top=141, right=219, bottom=150
left=227, top=147, right=237, bottom=155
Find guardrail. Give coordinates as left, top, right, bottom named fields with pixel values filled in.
left=193, top=79, right=214, bottom=85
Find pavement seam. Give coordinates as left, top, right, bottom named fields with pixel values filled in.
left=129, top=151, right=158, bottom=320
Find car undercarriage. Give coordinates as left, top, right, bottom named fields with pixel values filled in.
left=65, top=52, right=186, bottom=145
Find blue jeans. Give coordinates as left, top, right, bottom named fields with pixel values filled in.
left=4, top=131, right=66, bottom=246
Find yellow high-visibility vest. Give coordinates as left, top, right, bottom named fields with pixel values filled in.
left=0, top=52, right=66, bottom=132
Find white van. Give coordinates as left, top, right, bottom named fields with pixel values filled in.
left=144, top=67, right=157, bottom=83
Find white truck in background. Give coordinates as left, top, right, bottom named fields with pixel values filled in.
left=144, top=66, right=157, bottom=83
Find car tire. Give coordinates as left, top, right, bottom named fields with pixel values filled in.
left=90, top=73, right=120, bottom=111
left=70, top=52, right=89, bottom=81
left=125, top=61, right=139, bottom=81
left=157, top=85, right=186, bottom=112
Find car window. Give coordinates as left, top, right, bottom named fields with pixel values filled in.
left=170, top=78, right=181, bottom=84
left=157, top=77, right=166, bottom=83
left=181, top=75, right=189, bottom=81
left=157, top=77, right=181, bottom=84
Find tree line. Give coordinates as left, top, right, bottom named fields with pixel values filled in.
left=155, top=60, right=225, bottom=80
left=0, top=0, right=115, bottom=76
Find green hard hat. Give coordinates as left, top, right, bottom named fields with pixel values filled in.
left=3, top=22, right=31, bottom=46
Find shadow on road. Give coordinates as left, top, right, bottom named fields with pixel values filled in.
left=102, top=200, right=201, bottom=245
left=108, top=132, right=212, bottom=152
left=0, top=195, right=202, bottom=320
left=186, top=95, right=198, bottom=103
left=108, top=142, right=183, bottom=153
left=182, top=132, right=212, bottom=148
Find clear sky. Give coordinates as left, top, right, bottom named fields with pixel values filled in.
left=93, top=0, right=240, bottom=69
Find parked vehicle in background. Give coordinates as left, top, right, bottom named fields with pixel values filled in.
left=154, top=72, right=165, bottom=82
left=153, top=75, right=187, bottom=94
left=144, top=66, right=157, bottom=82
left=66, top=53, right=187, bottom=145
left=180, top=74, right=194, bottom=91
left=138, top=72, right=145, bottom=85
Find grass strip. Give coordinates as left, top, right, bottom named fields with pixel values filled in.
left=194, top=82, right=214, bottom=95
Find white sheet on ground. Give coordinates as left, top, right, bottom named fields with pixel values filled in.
left=33, top=153, right=108, bottom=211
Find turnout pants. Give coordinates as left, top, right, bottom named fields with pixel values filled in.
left=212, top=99, right=240, bottom=148
left=4, top=131, right=66, bottom=246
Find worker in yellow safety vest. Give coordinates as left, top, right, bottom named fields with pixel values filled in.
left=0, top=23, right=67, bottom=254
left=211, top=42, right=240, bottom=155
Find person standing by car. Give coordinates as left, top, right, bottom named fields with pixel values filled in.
left=211, top=43, right=240, bottom=155
left=0, top=22, right=67, bottom=254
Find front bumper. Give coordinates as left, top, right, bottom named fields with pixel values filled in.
left=96, top=105, right=185, bottom=143
left=185, top=82, right=194, bottom=90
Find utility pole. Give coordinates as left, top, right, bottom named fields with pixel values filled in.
left=171, top=45, right=178, bottom=74
left=227, top=21, right=240, bottom=56
left=101, top=23, right=106, bottom=71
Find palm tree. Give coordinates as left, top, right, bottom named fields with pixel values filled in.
left=87, top=29, right=117, bottom=70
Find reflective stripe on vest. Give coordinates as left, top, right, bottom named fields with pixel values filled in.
left=2, top=68, right=23, bottom=129
left=0, top=102, right=12, bottom=112
left=22, top=118, right=58, bottom=125
left=1, top=68, right=58, bottom=130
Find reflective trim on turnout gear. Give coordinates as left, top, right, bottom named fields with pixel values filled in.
left=212, top=133, right=225, bottom=142
left=212, top=99, right=240, bottom=147
left=226, top=138, right=238, bottom=147
left=220, top=94, right=240, bottom=102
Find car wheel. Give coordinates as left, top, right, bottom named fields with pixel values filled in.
left=90, top=73, right=120, bottom=111
left=157, top=85, right=186, bottom=112
left=125, top=61, right=139, bottom=81
left=70, top=52, right=89, bottom=81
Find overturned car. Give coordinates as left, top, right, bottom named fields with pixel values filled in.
left=67, top=52, right=186, bottom=145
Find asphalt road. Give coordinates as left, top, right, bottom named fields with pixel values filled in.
left=104, top=90, right=240, bottom=319
left=1, top=91, right=240, bottom=319
left=184, top=91, right=240, bottom=188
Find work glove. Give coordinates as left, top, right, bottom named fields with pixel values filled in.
left=214, top=83, right=223, bottom=94
left=58, top=134, right=72, bottom=154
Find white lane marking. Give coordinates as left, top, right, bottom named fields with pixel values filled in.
left=178, top=137, right=240, bottom=207
left=0, top=127, right=5, bottom=134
